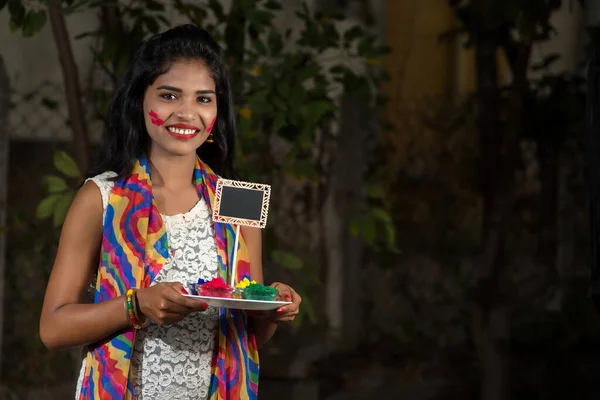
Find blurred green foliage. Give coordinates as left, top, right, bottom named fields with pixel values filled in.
left=2, top=0, right=393, bottom=339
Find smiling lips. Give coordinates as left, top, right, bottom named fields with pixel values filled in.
left=165, top=123, right=200, bottom=140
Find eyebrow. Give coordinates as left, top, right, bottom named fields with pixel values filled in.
left=156, top=85, right=216, bottom=95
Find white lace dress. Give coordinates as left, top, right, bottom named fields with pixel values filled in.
left=75, top=172, right=220, bottom=400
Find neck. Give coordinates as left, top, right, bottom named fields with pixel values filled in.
left=147, top=147, right=196, bottom=189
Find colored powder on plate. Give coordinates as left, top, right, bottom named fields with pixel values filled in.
left=243, top=283, right=278, bottom=299
left=235, top=277, right=257, bottom=289
left=202, top=276, right=230, bottom=290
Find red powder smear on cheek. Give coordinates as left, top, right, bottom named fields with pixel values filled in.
left=149, top=110, right=164, bottom=127
left=206, top=117, right=216, bottom=132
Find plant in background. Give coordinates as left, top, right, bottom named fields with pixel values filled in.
left=444, top=1, right=586, bottom=399
left=175, top=0, right=393, bottom=326
left=35, top=151, right=81, bottom=226
left=4, top=0, right=395, bottom=328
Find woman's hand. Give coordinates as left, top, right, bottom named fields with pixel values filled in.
left=136, top=282, right=208, bottom=325
left=271, top=282, right=301, bottom=322
left=248, top=282, right=302, bottom=323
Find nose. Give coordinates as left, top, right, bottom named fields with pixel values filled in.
left=175, top=100, right=197, bottom=121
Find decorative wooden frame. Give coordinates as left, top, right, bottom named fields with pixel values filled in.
left=212, top=178, right=271, bottom=228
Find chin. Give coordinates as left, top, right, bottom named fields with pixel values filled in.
left=154, top=140, right=201, bottom=157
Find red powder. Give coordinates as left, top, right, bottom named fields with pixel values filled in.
left=149, top=110, right=164, bottom=126
left=201, top=276, right=230, bottom=290
left=206, top=117, right=216, bottom=132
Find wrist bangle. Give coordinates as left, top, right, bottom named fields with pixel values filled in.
left=132, top=289, right=149, bottom=328
left=125, top=289, right=142, bottom=329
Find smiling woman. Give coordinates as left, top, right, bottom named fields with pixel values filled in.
left=143, top=60, right=217, bottom=156
left=38, top=24, right=301, bottom=400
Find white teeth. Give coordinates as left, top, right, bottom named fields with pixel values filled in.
left=167, top=127, right=197, bottom=135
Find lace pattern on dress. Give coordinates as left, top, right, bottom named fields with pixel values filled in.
left=75, top=173, right=220, bottom=400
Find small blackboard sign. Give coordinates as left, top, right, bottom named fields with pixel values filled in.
left=212, top=178, right=271, bottom=228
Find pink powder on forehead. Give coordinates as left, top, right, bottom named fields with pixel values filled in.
left=149, top=110, right=164, bottom=126
left=206, top=117, right=216, bottom=132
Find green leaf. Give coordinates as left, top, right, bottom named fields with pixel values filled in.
left=357, top=36, right=375, bottom=57
left=53, top=151, right=81, bottom=178
left=208, top=0, right=225, bottom=20
left=246, top=90, right=271, bottom=115
left=53, top=192, right=75, bottom=227
left=22, top=10, right=47, bottom=37
left=157, top=15, right=170, bottom=26
left=343, top=26, right=364, bottom=44
left=144, top=17, right=159, bottom=34
left=361, top=215, right=376, bottom=246
left=366, top=184, right=385, bottom=200
left=272, top=96, right=286, bottom=111
left=146, top=0, right=164, bottom=11
left=247, top=9, right=275, bottom=26
left=264, top=0, right=281, bottom=10
left=272, top=250, right=304, bottom=270
left=298, top=290, right=317, bottom=323
left=8, top=0, right=25, bottom=27
left=267, top=29, right=283, bottom=54
left=287, top=85, right=303, bottom=111
left=36, top=194, right=62, bottom=219
left=250, top=37, right=268, bottom=55
left=272, top=113, right=286, bottom=133
left=372, top=207, right=393, bottom=226
left=329, top=64, right=350, bottom=75
left=74, top=30, right=98, bottom=40
left=302, top=100, right=335, bottom=125
left=41, top=97, right=59, bottom=110
left=9, top=17, right=19, bottom=33
left=349, top=218, right=360, bottom=236
left=284, top=161, right=319, bottom=183
left=371, top=207, right=399, bottom=252
left=43, top=175, right=68, bottom=193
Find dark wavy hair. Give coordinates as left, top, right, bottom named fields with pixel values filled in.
left=87, top=24, right=236, bottom=179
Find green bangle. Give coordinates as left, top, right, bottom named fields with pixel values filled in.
left=125, top=289, right=142, bottom=329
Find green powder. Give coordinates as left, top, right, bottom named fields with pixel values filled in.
left=243, top=283, right=278, bottom=300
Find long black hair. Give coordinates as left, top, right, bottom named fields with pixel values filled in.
left=87, top=24, right=237, bottom=179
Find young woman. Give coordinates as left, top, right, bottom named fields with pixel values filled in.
left=39, top=24, right=301, bottom=400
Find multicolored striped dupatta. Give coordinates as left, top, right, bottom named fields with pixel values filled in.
left=78, top=155, right=259, bottom=399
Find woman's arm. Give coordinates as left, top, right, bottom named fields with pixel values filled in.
left=39, top=182, right=131, bottom=350
left=243, top=226, right=278, bottom=348
left=40, top=182, right=209, bottom=350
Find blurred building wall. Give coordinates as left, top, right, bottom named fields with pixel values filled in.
left=383, top=0, right=584, bottom=109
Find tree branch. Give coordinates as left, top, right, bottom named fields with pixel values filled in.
left=47, top=1, right=91, bottom=173
left=0, top=56, right=9, bottom=380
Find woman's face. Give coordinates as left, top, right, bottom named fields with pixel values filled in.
left=142, top=59, right=217, bottom=157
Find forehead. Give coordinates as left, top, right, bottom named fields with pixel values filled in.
left=153, top=59, right=215, bottom=89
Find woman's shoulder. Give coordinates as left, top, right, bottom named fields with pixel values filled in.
left=86, top=171, right=118, bottom=186
left=84, top=171, right=118, bottom=211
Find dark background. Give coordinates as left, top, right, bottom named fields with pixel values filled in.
left=1, top=0, right=600, bottom=399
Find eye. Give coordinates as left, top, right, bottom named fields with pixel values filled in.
left=160, top=93, right=177, bottom=100
left=197, top=96, right=212, bottom=104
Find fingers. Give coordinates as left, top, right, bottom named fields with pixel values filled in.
left=268, top=284, right=301, bottom=322
left=275, top=287, right=301, bottom=313
left=271, top=307, right=299, bottom=322
left=271, top=282, right=292, bottom=302
left=137, top=283, right=208, bottom=326
left=162, top=282, right=208, bottom=312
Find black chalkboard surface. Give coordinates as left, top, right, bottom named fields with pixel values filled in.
left=219, top=186, right=264, bottom=221
left=213, top=178, right=271, bottom=228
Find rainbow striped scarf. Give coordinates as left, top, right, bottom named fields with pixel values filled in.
left=78, top=155, right=259, bottom=399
